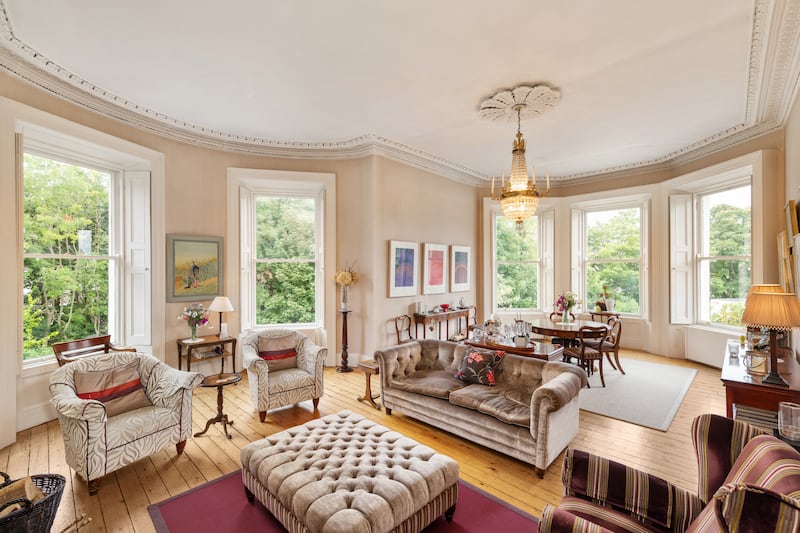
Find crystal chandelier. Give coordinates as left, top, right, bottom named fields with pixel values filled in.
left=482, top=84, right=559, bottom=234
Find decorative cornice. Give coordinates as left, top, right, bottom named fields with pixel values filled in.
left=0, top=0, right=797, bottom=186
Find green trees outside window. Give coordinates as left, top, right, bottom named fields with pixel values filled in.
left=22, top=153, right=112, bottom=360
left=496, top=216, right=539, bottom=309
left=254, top=197, right=317, bottom=325
left=586, top=208, right=641, bottom=314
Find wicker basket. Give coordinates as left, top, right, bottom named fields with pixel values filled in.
left=0, top=472, right=65, bottom=533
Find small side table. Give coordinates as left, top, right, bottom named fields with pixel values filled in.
left=194, top=372, right=242, bottom=439
left=358, top=359, right=381, bottom=410
left=177, top=335, right=237, bottom=373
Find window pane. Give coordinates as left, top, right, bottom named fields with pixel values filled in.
left=586, top=208, right=640, bottom=260
left=700, top=186, right=751, bottom=257
left=496, top=216, right=538, bottom=261
left=23, top=153, right=110, bottom=255
left=255, top=197, right=315, bottom=260
left=587, top=262, right=640, bottom=313
left=255, top=262, right=316, bottom=324
left=23, top=258, right=109, bottom=360
left=497, top=263, right=538, bottom=309
left=703, top=258, right=750, bottom=327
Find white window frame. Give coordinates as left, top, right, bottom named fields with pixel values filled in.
left=571, top=195, right=650, bottom=318
left=18, top=124, right=153, bottom=370
left=482, top=198, right=554, bottom=316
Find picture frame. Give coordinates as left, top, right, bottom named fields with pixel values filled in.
left=167, top=234, right=223, bottom=302
left=388, top=240, right=419, bottom=297
left=422, top=243, right=448, bottom=295
left=786, top=200, right=799, bottom=237
left=450, top=245, right=471, bottom=292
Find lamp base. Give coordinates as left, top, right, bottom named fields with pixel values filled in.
left=763, top=371, right=790, bottom=387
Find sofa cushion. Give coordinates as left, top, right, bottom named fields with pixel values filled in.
left=258, top=333, right=298, bottom=371
left=722, top=435, right=800, bottom=499
left=448, top=383, right=533, bottom=428
left=74, top=361, right=152, bottom=417
left=455, top=349, right=504, bottom=385
left=390, top=370, right=466, bottom=399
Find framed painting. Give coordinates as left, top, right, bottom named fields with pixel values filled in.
left=167, top=234, right=223, bottom=302
left=389, top=240, right=418, bottom=297
left=450, top=245, right=471, bottom=292
left=423, top=243, right=448, bottom=295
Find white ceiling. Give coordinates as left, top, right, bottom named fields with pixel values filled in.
left=1, top=0, right=799, bottom=184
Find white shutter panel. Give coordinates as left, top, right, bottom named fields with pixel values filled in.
left=670, top=194, right=693, bottom=324
left=124, top=170, right=151, bottom=345
left=239, top=187, right=253, bottom=331
left=540, top=210, right=555, bottom=311
left=570, top=209, right=584, bottom=310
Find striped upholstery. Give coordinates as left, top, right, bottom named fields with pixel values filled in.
left=539, top=415, right=800, bottom=533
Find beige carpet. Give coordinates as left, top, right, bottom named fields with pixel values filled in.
left=579, top=357, right=697, bottom=431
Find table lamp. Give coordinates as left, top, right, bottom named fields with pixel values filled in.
left=741, top=288, right=800, bottom=387
left=208, top=296, right=234, bottom=337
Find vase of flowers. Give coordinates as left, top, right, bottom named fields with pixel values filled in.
left=601, top=284, right=616, bottom=312
left=178, top=303, right=209, bottom=340
left=555, top=291, right=581, bottom=323
left=333, top=264, right=358, bottom=311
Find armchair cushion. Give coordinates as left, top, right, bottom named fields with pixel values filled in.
left=74, top=361, right=152, bottom=416
left=257, top=333, right=298, bottom=371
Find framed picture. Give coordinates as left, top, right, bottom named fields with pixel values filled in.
left=388, top=240, right=418, bottom=297
left=450, top=245, right=471, bottom=292
left=167, top=234, right=223, bottom=302
left=786, top=200, right=799, bottom=237
left=423, top=243, right=448, bottom=294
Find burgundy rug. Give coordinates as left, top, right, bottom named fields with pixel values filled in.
left=149, top=471, right=538, bottom=532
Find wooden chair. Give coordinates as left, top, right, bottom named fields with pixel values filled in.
left=583, top=316, right=624, bottom=374
left=563, top=325, right=610, bottom=387
left=394, top=314, right=414, bottom=345
left=51, top=335, right=136, bottom=367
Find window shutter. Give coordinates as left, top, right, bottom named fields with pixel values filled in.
left=670, top=194, right=693, bottom=324
left=540, top=210, right=554, bottom=311
left=124, top=170, right=151, bottom=345
left=239, top=187, right=253, bottom=332
left=571, top=209, right=584, bottom=309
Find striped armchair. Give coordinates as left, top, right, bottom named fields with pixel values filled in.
left=540, top=414, right=800, bottom=532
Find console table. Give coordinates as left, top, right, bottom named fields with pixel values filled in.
left=413, top=308, right=470, bottom=340
left=177, top=335, right=237, bottom=373
left=721, top=346, right=800, bottom=418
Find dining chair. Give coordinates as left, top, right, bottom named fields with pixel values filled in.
left=394, top=314, right=414, bottom=344
left=51, top=334, right=136, bottom=367
left=563, top=325, right=610, bottom=387
left=583, top=316, right=624, bottom=374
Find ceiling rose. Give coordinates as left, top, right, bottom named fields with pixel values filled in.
left=479, top=84, right=560, bottom=122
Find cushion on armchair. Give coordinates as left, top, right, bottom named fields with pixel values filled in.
left=74, top=360, right=152, bottom=416
left=257, top=333, right=298, bottom=371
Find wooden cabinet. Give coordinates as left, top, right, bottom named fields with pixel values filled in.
left=721, top=346, right=800, bottom=418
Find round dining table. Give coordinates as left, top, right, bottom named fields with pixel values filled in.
left=528, top=318, right=609, bottom=339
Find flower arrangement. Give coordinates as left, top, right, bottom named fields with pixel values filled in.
left=333, top=264, right=359, bottom=286
left=555, top=291, right=581, bottom=313
left=177, top=303, right=209, bottom=328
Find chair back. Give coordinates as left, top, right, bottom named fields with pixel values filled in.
left=394, top=315, right=414, bottom=345
left=607, top=317, right=622, bottom=347
left=549, top=311, right=576, bottom=322
left=578, top=325, right=609, bottom=345
left=51, top=335, right=135, bottom=367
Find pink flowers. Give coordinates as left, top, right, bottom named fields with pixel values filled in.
left=178, top=303, right=209, bottom=328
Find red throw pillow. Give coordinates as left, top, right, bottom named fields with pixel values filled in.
left=456, top=349, right=505, bottom=385
left=74, top=361, right=152, bottom=417
left=257, top=334, right=298, bottom=371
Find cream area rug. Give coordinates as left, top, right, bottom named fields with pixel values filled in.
left=579, top=357, right=697, bottom=431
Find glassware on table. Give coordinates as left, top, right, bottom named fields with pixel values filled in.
left=779, top=402, right=800, bottom=442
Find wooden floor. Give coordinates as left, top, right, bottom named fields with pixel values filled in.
left=0, top=349, right=725, bottom=532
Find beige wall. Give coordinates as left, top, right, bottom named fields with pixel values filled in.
left=786, top=88, right=800, bottom=203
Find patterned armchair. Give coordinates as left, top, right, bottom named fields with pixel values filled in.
left=239, top=329, right=327, bottom=422
left=539, top=414, right=800, bottom=532
left=49, top=351, right=203, bottom=494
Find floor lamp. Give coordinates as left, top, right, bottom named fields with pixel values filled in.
left=741, top=289, right=800, bottom=387
left=208, top=296, right=234, bottom=337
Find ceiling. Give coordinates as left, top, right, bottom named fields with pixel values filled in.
left=1, top=0, right=799, bottom=185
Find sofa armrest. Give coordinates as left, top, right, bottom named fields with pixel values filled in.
left=539, top=505, right=615, bottom=533
left=563, top=449, right=704, bottom=531
left=147, top=363, right=204, bottom=405
left=374, top=342, right=421, bottom=385
left=298, top=337, right=327, bottom=374
left=531, top=368, right=584, bottom=424
left=48, top=382, right=107, bottom=423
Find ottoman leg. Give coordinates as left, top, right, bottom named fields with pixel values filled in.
left=244, top=486, right=255, bottom=503
left=445, top=504, right=456, bottom=522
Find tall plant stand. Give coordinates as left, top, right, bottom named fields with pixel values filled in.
left=337, top=310, right=353, bottom=373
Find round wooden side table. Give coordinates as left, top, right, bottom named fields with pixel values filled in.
left=194, top=372, right=242, bottom=439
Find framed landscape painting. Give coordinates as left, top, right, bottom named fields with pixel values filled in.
left=423, top=243, right=448, bottom=295
left=389, top=240, right=418, bottom=297
left=450, top=245, right=471, bottom=292
left=167, top=234, right=223, bottom=302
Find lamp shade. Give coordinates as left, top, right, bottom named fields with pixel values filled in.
left=208, top=296, right=234, bottom=313
left=741, top=292, right=800, bottom=331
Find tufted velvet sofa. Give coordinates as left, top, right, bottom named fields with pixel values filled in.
left=374, top=339, right=587, bottom=476
left=539, top=413, right=800, bottom=532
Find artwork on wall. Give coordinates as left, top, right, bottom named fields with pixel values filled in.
left=423, top=243, right=448, bottom=295
left=450, top=245, right=471, bottom=292
left=779, top=230, right=795, bottom=293
left=389, top=240, right=419, bottom=297
left=167, top=234, right=223, bottom=302
left=787, top=200, right=799, bottom=238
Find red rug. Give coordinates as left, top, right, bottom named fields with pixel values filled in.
left=149, top=471, right=538, bottom=532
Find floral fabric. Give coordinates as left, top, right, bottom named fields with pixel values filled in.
left=455, top=349, right=504, bottom=385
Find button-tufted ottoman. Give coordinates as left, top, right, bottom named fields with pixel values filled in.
left=241, top=410, right=460, bottom=533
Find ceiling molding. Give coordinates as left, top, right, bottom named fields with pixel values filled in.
left=0, top=0, right=797, bottom=187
